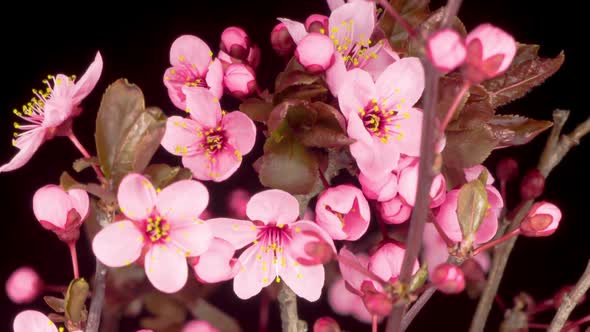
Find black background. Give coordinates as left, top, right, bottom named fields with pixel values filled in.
left=0, top=1, right=587, bottom=331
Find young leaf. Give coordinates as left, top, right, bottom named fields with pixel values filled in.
left=456, top=176, right=489, bottom=240
left=487, top=115, right=553, bottom=148
left=143, top=164, right=193, bottom=189
left=60, top=171, right=82, bottom=191
left=380, top=0, right=430, bottom=52
left=239, top=98, right=274, bottom=123
left=442, top=125, right=499, bottom=169
left=44, top=296, right=66, bottom=313
left=72, top=157, right=99, bottom=173
left=482, top=44, right=565, bottom=108
left=64, top=278, right=89, bottom=325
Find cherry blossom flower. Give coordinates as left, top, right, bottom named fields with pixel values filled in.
left=295, top=33, right=335, bottom=74
left=33, top=185, right=89, bottom=242
left=315, top=184, right=370, bottom=240
left=520, top=201, right=562, bottom=237
left=163, top=35, right=223, bottom=110
left=0, top=52, right=102, bottom=173
left=377, top=197, right=412, bottom=225
left=338, top=60, right=424, bottom=177
left=5, top=267, right=43, bottom=304
left=92, top=174, right=213, bottom=293
left=13, top=310, right=58, bottom=332
left=270, top=23, right=296, bottom=56
left=463, top=23, right=516, bottom=83
left=208, top=189, right=335, bottom=301
left=193, top=238, right=241, bottom=283
left=161, top=87, right=256, bottom=182
left=328, top=277, right=373, bottom=323
left=279, top=0, right=400, bottom=96
left=223, top=63, right=257, bottom=98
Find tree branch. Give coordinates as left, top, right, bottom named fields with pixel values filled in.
left=548, top=260, right=590, bottom=332
left=470, top=110, right=590, bottom=331
left=401, top=287, right=437, bottom=332
left=278, top=284, right=307, bottom=332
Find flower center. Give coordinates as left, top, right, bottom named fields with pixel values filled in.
left=199, top=127, right=226, bottom=155
left=357, top=99, right=409, bottom=143
left=145, top=214, right=171, bottom=244
left=328, top=20, right=378, bottom=69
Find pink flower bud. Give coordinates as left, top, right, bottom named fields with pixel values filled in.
left=358, top=171, right=398, bottom=202
left=463, top=23, right=516, bottom=83
left=33, top=185, right=89, bottom=243
left=520, top=201, right=561, bottom=237
left=6, top=267, right=43, bottom=304
left=290, top=229, right=335, bottom=266
left=247, top=44, right=261, bottom=69
left=431, top=264, right=465, bottom=294
left=398, top=159, right=447, bottom=208
left=315, top=185, right=370, bottom=241
left=496, top=157, right=519, bottom=183
left=305, top=14, right=329, bottom=34
left=295, top=33, right=335, bottom=74
left=520, top=169, right=545, bottom=200
left=313, top=317, right=341, bottom=332
left=227, top=188, right=250, bottom=219
left=182, top=320, right=219, bottom=332
left=377, top=197, right=412, bottom=224
left=220, top=26, right=250, bottom=60
left=426, top=29, right=466, bottom=72
left=360, top=280, right=393, bottom=316
left=223, top=63, right=257, bottom=98
left=271, top=23, right=296, bottom=56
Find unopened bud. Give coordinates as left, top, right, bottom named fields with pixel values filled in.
left=520, top=201, right=561, bottom=237
left=182, top=320, right=219, bottom=332
left=426, top=29, right=466, bottom=73
left=271, top=23, right=296, bottom=56
left=6, top=267, right=43, bottom=304
left=220, top=26, right=250, bottom=60
left=360, top=280, right=393, bottom=316
left=496, top=157, right=519, bottom=183
left=377, top=197, right=412, bottom=224
left=295, top=33, right=335, bottom=74
left=520, top=169, right=545, bottom=200
left=431, top=264, right=465, bottom=294
left=223, top=63, right=257, bottom=98
left=313, top=317, right=341, bottom=332
left=305, top=14, right=329, bottom=34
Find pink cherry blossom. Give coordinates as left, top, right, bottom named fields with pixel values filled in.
left=295, top=33, right=335, bottom=74
left=339, top=59, right=424, bottom=177
left=13, top=310, right=58, bottom=332
left=279, top=0, right=400, bottom=96
left=208, top=189, right=335, bottom=301
left=223, top=63, right=257, bottom=98
left=328, top=277, right=373, bottom=323
left=161, top=87, right=256, bottom=182
left=271, top=23, right=296, bottom=56
left=163, top=35, right=223, bottom=110
left=313, top=316, right=341, bottom=332
left=359, top=171, right=398, bottom=202
left=182, top=320, right=220, bottom=332
left=193, top=238, right=241, bottom=283
left=33, top=185, right=89, bottom=242
left=369, top=243, right=419, bottom=284
left=220, top=27, right=250, bottom=60
left=315, top=185, right=370, bottom=240
left=0, top=52, right=102, bottom=173
left=463, top=23, right=516, bottom=83
left=92, top=174, right=213, bottom=293
left=431, top=263, right=465, bottom=294
left=426, top=29, right=467, bottom=72
left=397, top=158, right=446, bottom=208
left=5, top=267, right=43, bottom=304
left=520, top=201, right=562, bottom=237
left=377, top=197, right=412, bottom=224
left=227, top=188, right=251, bottom=219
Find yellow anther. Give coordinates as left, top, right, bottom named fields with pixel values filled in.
left=179, top=56, right=185, bottom=62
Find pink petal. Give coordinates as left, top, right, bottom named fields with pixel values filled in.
left=464, top=165, right=495, bottom=184
left=329, top=1, right=375, bottom=49
left=328, top=277, right=358, bottom=315
left=474, top=209, right=499, bottom=244
left=486, top=186, right=504, bottom=210
left=0, top=128, right=45, bottom=173
left=246, top=189, right=299, bottom=225
left=182, top=153, right=214, bottom=181
left=33, top=185, right=72, bottom=229
left=434, top=190, right=462, bottom=242
left=369, top=243, right=418, bottom=282
left=161, top=116, right=201, bottom=156
left=156, top=180, right=209, bottom=224
left=68, top=189, right=90, bottom=220
left=193, top=238, right=240, bottom=283
left=207, top=218, right=258, bottom=249
left=358, top=171, right=398, bottom=202
left=145, top=245, right=189, bottom=293
left=208, top=147, right=242, bottom=182
left=325, top=55, right=347, bottom=97
left=426, top=29, right=467, bottom=72
left=223, top=111, right=256, bottom=154
left=163, top=66, right=190, bottom=110
left=72, top=52, right=103, bottom=105
left=288, top=220, right=337, bottom=264
left=169, top=222, right=213, bottom=257
left=375, top=58, right=424, bottom=112
left=378, top=197, right=412, bottom=225
left=327, top=0, right=346, bottom=11
left=347, top=112, right=373, bottom=146
left=422, top=223, right=449, bottom=276
left=92, top=221, right=144, bottom=267
left=295, top=33, right=335, bottom=73
left=280, top=250, right=325, bottom=302
left=338, top=247, right=370, bottom=291
left=170, top=35, right=213, bottom=75
left=466, top=23, right=516, bottom=74
left=206, top=58, right=224, bottom=99
left=350, top=133, right=401, bottom=177
left=184, top=87, right=222, bottom=128
left=315, top=185, right=370, bottom=241
left=390, top=107, right=423, bottom=157
left=13, top=310, right=58, bottom=332
left=360, top=40, right=400, bottom=81
left=337, top=68, right=375, bottom=119
left=277, top=18, right=308, bottom=44
left=118, top=174, right=157, bottom=220
left=233, top=244, right=276, bottom=299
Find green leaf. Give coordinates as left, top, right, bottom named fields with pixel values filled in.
left=408, top=263, right=429, bottom=293
left=64, top=278, right=89, bottom=325
left=456, top=176, right=489, bottom=241
left=72, top=157, right=99, bottom=173
left=44, top=296, right=65, bottom=313
left=482, top=44, right=565, bottom=108
left=144, top=164, right=193, bottom=189
left=239, top=98, right=274, bottom=123
left=487, top=115, right=553, bottom=148
left=442, top=125, right=498, bottom=169
left=95, top=79, right=167, bottom=186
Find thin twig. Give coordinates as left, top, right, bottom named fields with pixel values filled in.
left=400, top=287, right=437, bottom=332
left=278, top=285, right=307, bottom=332
left=86, top=260, right=107, bottom=332
left=548, top=260, right=590, bottom=332
left=470, top=111, right=590, bottom=331
left=376, top=0, right=416, bottom=37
